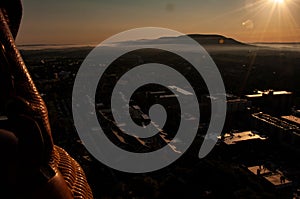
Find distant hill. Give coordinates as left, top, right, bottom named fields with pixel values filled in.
left=187, top=34, right=247, bottom=46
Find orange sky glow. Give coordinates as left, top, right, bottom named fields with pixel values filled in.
left=16, top=0, right=300, bottom=44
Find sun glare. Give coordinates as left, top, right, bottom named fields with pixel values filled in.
left=237, top=0, right=299, bottom=42
left=272, top=0, right=285, bottom=4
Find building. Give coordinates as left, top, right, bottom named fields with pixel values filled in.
left=252, top=112, right=300, bottom=149
left=281, top=115, right=300, bottom=126
left=218, top=130, right=267, bottom=146
left=201, top=93, right=252, bottom=128
left=245, top=90, right=293, bottom=115
left=216, top=130, right=268, bottom=160
left=227, top=98, right=251, bottom=113
left=247, top=165, right=292, bottom=189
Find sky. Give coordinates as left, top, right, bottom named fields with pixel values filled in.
left=16, top=0, right=300, bottom=45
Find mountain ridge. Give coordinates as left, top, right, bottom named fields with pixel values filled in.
left=187, top=34, right=247, bottom=46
